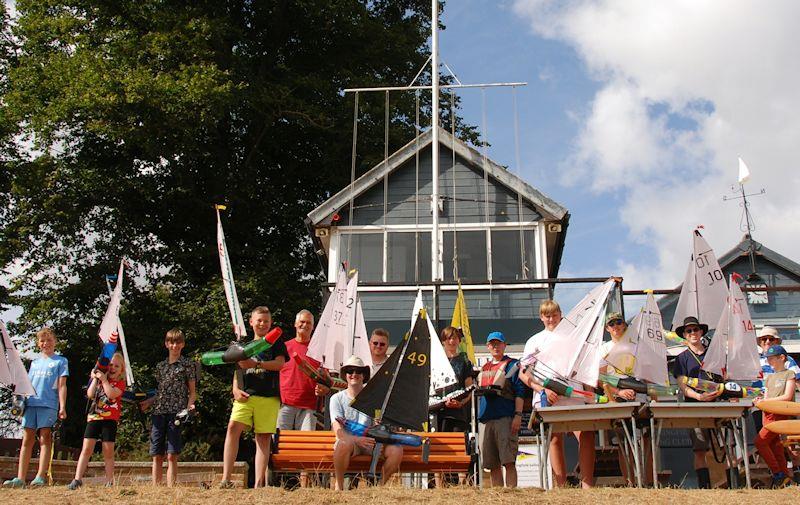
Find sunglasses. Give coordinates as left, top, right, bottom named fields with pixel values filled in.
left=684, top=327, right=703, bottom=334
left=607, top=319, right=625, bottom=327
left=345, top=370, right=364, bottom=376
left=759, top=336, right=780, bottom=343
left=370, top=341, right=386, bottom=347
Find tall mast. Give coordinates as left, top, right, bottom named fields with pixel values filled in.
left=431, top=0, right=441, bottom=282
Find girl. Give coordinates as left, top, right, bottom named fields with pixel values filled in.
left=68, top=352, right=126, bottom=489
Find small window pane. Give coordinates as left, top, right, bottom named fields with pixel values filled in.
left=387, top=232, right=431, bottom=283
left=492, top=230, right=523, bottom=281
left=341, top=233, right=383, bottom=282
left=443, top=231, right=487, bottom=281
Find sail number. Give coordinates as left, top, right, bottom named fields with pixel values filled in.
left=646, top=328, right=663, bottom=342
left=697, top=253, right=724, bottom=286
left=406, top=352, right=427, bottom=367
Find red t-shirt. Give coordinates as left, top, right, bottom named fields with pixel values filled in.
left=87, top=378, right=126, bottom=422
left=280, top=339, right=320, bottom=410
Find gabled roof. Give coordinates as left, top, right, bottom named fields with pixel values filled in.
left=717, top=235, right=800, bottom=278
left=306, top=127, right=568, bottom=226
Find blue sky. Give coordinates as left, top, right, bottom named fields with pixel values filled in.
left=438, top=1, right=800, bottom=307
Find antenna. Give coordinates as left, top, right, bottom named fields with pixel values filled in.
left=722, top=158, right=765, bottom=279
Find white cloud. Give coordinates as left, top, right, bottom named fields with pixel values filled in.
left=514, top=0, right=800, bottom=285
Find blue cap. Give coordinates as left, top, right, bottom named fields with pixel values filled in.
left=764, top=345, right=788, bottom=357
left=486, top=331, right=505, bottom=343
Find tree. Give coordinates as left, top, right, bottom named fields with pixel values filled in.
left=0, top=0, right=475, bottom=452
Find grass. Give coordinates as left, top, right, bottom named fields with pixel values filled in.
left=0, top=484, right=797, bottom=504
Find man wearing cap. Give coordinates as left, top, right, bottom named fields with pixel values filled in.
left=672, top=316, right=722, bottom=489
left=477, top=331, right=526, bottom=488
left=753, top=345, right=797, bottom=487
left=329, top=355, right=402, bottom=490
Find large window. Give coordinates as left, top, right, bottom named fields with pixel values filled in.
left=342, top=233, right=383, bottom=282
left=387, top=232, right=431, bottom=283
left=443, top=231, right=488, bottom=281
left=491, top=229, right=537, bottom=281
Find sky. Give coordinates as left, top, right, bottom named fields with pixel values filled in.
left=438, top=0, right=800, bottom=304
left=3, top=1, right=800, bottom=321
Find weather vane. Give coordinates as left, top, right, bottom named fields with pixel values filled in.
left=723, top=157, right=765, bottom=281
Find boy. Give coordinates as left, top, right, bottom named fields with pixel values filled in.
left=3, top=327, right=68, bottom=488
left=520, top=300, right=596, bottom=488
left=672, top=316, right=721, bottom=489
left=753, top=345, right=796, bottom=488
left=220, top=306, right=288, bottom=488
left=479, top=332, right=525, bottom=488
left=139, top=328, right=198, bottom=487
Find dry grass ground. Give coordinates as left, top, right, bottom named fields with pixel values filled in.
left=0, top=485, right=797, bottom=504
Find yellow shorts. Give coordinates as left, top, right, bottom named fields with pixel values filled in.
left=229, top=396, right=280, bottom=434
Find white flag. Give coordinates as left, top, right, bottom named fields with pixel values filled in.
left=217, top=208, right=247, bottom=339
left=738, top=157, right=751, bottom=184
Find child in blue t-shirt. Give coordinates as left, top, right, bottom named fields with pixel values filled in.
left=3, top=327, right=69, bottom=488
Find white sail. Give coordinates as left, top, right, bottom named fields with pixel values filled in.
left=106, top=273, right=134, bottom=386
left=671, top=229, right=728, bottom=330
left=98, top=260, right=125, bottom=344
left=307, top=267, right=370, bottom=372
left=412, top=290, right=457, bottom=395
left=604, top=292, right=670, bottom=386
left=217, top=209, right=247, bottom=339
left=702, top=276, right=761, bottom=380
left=0, top=320, right=36, bottom=396
left=528, top=279, right=616, bottom=386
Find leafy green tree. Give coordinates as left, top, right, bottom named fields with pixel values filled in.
left=0, top=0, right=476, bottom=454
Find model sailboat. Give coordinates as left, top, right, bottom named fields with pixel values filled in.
left=701, top=274, right=760, bottom=381
left=671, top=228, right=728, bottom=331
left=526, top=278, right=617, bottom=388
left=0, top=320, right=36, bottom=398
left=105, top=267, right=135, bottom=386
left=306, top=265, right=371, bottom=373
left=604, top=291, right=670, bottom=386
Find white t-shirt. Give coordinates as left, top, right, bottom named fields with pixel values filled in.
left=522, top=329, right=585, bottom=407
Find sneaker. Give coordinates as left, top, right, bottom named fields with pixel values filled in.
left=2, top=477, right=24, bottom=488
left=29, top=476, right=47, bottom=488
left=771, top=472, right=792, bottom=489
left=219, top=480, right=236, bottom=489
left=67, top=479, right=82, bottom=490
left=104, top=482, right=113, bottom=488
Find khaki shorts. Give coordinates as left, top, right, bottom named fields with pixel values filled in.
left=479, top=417, right=519, bottom=470
left=230, top=396, right=280, bottom=434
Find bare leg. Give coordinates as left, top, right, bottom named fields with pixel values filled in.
left=504, top=462, right=518, bottom=488
left=381, top=445, right=403, bottom=485
left=253, top=433, right=271, bottom=488
left=549, top=433, right=567, bottom=486
left=16, top=428, right=37, bottom=480
left=74, top=438, right=98, bottom=481
left=152, top=455, right=164, bottom=486
left=102, top=441, right=115, bottom=484
left=577, top=430, right=595, bottom=488
left=221, top=421, right=246, bottom=482
left=489, top=467, right=504, bottom=487
left=166, top=453, right=178, bottom=487
left=35, top=428, right=52, bottom=479
left=333, top=440, right=354, bottom=491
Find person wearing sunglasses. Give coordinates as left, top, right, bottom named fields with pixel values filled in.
left=369, top=328, right=390, bottom=376
left=672, top=316, right=722, bottom=489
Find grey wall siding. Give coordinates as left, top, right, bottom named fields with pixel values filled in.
left=338, top=145, right=541, bottom=226
left=357, top=288, right=549, bottom=346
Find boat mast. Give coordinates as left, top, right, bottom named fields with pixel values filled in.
left=431, top=0, right=441, bottom=283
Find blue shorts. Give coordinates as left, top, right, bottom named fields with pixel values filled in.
left=22, top=406, right=58, bottom=430
left=150, top=413, right=183, bottom=456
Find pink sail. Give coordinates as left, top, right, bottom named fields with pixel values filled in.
left=702, top=275, right=760, bottom=381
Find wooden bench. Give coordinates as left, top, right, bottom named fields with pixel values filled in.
left=270, top=430, right=472, bottom=474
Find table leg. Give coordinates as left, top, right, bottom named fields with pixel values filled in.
left=650, top=417, right=659, bottom=488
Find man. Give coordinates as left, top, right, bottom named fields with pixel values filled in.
left=330, top=356, right=403, bottom=490
left=278, top=309, right=328, bottom=487
left=519, top=300, right=596, bottom=488
left=672, top=316, right=721, bottom=489
left=478, top=332, right=525, bottom=488
left=369, top=328, right=390, bottom=376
